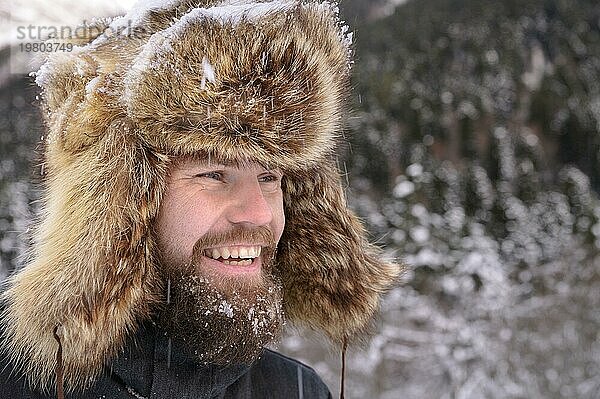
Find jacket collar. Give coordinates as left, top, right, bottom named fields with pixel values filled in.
left=110, top=323, right=251, bottom=398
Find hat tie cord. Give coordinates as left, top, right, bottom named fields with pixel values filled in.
left=53, top=325, right=65, bottom=399
left=339, top=336, right=348, bottom=399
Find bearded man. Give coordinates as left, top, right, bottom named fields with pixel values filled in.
left=0, top=1, right=400, bottom=398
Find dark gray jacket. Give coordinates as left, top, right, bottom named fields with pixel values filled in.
left=0, top=323, right=332, bottom=399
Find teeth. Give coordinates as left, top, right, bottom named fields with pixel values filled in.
left=223, top=259, right=253, bottom=266
left=205, top=246, right=262, bottom=260
left=221, top=248, right=231, bottom=259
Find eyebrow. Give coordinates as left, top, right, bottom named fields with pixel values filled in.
left=176, top=155, right=279, bottom=172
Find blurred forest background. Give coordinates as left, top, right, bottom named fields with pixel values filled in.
left=1, top=0, right=600, bottom=398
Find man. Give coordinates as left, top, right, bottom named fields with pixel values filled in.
left=0, top=0, right=401, bottom=397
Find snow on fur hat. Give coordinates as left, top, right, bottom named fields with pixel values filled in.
left=1, top=0, right=401, bottom=392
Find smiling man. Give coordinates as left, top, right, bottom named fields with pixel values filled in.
left=156, top=159, right=287, bottom=366
left=0, top=1, right=400, bottom=398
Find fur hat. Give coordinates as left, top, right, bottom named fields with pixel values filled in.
left=1, top=0, right=402, bottom=392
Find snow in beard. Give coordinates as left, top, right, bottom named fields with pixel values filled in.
left=164, top=272, right=285, bottom=364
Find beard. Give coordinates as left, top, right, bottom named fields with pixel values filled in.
left=156, top=226, right=285, bottom=365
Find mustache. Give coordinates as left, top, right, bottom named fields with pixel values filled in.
left=190, top=226, right=276, bottom=259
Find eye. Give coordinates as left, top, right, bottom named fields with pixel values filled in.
left=194, top=171, right=224, bottom=181
left=258, top=174, right=279, bottom=183
left=258, top=171, right=282, bottom=192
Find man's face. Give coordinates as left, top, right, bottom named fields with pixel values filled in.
left=154, top=157, right=286, bottom=364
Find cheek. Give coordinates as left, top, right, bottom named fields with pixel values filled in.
left=155, top=196, right=181, bottom=264
left=156, top=192, right=200, bottom=263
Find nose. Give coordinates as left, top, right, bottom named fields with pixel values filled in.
left=226, top=180, right=273, bottom=227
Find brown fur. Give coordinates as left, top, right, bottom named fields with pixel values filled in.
left=1, top=0, right=403, bottom=393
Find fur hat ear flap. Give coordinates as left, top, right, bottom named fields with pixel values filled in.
left=1, top=119, right=165, bottom=392
left=277, top=160, right=403, bottom=343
